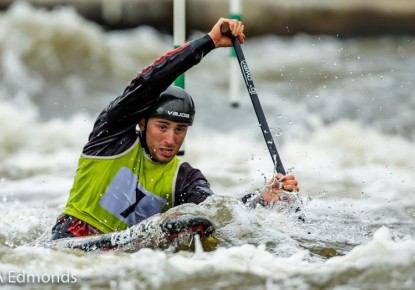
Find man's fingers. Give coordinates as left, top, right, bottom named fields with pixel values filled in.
left=281, top=178, right=299, bottom=191
left=211, top=18, right=245, bottom=48
left=280, top=174, right=295, bottom=181
left=227, top=19, right=244, bottom=38
left=281, top=184, right=299, bottom=192
left=272, top=174, right=299, bottom=192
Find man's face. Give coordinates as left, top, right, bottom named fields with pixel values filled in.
left=139, top=118, right=189, bottom=163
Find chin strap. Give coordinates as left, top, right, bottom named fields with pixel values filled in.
left=138, top=118, right=153, bottom=159
left=139, top=118, right=166, bottom=163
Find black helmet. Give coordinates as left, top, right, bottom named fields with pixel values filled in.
left=149, top=86, right=195, bottom=125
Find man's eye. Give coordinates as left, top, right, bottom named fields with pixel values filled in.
left=177, top=127, right=187, bottom=133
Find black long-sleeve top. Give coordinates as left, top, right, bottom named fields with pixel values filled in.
left=81, top=34, right=216, bottom=206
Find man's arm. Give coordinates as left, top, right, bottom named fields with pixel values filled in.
left=82, top=36, right=215, bottom=156
left=174, top=162, right=214, bottom=205
left=82, top=18, right=245, bottom=156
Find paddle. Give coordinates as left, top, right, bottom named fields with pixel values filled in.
left=221, top=23, right=286, bottom=175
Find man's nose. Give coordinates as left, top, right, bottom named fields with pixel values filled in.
left=164, top=129, right=175, bottom=144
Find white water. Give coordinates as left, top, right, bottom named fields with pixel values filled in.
left=0, top=2, right=414, bottom=289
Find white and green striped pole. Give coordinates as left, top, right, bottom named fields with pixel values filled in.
left=174, top=0, right=186, bottom=155
left=229, top=0, right=242, bottom=108
left=174, top=0, right=186, bottom=89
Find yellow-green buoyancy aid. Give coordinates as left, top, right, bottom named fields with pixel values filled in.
left=63, top=139, right=181, bottom=233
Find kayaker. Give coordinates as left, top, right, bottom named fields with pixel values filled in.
left=51, top=18, right=299, bottom=240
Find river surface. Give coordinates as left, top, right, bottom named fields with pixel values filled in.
left=0, top=2, right=414, bottom=290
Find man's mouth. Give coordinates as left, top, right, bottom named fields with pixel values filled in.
left=159, top=147, right=175, bottom=157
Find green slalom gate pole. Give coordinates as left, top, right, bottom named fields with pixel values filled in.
left=174, top=0, right=186, bottom=89
left=174, top=0, right=186, bottom=155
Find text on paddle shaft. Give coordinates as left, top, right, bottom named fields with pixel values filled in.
left=240, top=60, right=257, bottom=95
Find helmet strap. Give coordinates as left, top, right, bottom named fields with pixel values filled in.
left=138, top=118, right=155, bottom=160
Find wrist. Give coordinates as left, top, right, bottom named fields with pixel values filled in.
left=207, top=32, right=219, bottom=48
left=260, top=186, right=281, bottom=204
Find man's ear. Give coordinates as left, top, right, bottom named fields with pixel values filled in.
left=138, top=119, right=146, bottom=131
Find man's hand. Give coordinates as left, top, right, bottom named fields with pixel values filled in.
left=208, top=18, right=245, bottom=48
left=261, top=173, right=299, bottom=204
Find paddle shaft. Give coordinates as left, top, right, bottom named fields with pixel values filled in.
left=221, top=24, right=286, bottom=174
